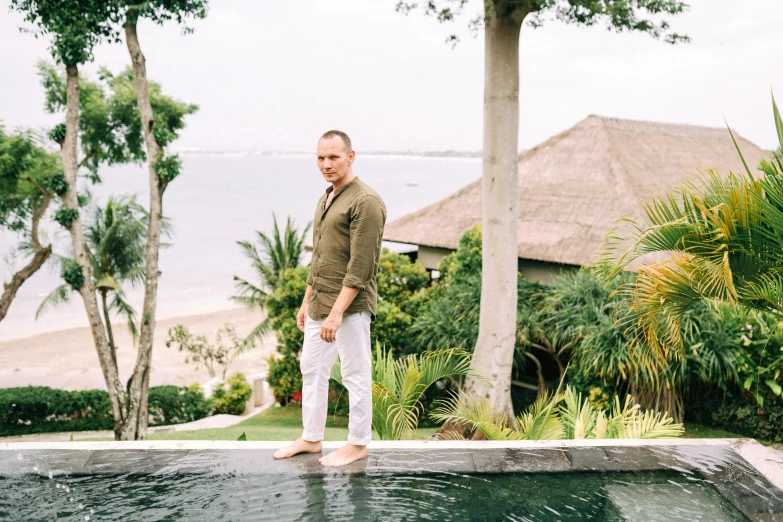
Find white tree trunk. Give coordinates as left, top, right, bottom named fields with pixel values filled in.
left=122, top=22, right=164, bottom=440
left=61, top=64, right=128, bottom=438
left=462, top=3, right=525, bottom=425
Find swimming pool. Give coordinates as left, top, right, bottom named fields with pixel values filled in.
left=1, top=439, right=781, bottom=521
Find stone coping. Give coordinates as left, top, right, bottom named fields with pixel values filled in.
left=2, top=438, right=782, bottom=521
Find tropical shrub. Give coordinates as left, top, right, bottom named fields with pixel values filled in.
left=37, top=196, right=170, bottom=347
left=373, top=248, right=430, bottom=355
left=412, top=226, right=483, bottom=353
left=433, top=385, right=684, bottom=440
left=265, top=266, right=309, bottom=403
left=211, top=373, right=252, bottom=415
left=266, top=351, right=303, bottom=405
left=376, top=248, right=430, bottom=305
left=147, top=385, right=212, bottom=425
left=165, top=323, right=250, bottom=380
left=0, top=385, right=211, bottom=436
left=533, top=269, right=747, bottom=422
left=331, top=344, right=478, bottom=440
left=232, top=215, right=311, bottom=346
left=265, top=251, right=431, bottom=403
left=732, top=311, right=783, bottom=406
left=686, top=393, right=783, bottom=443
left=599, top=94, right=783, bottom=359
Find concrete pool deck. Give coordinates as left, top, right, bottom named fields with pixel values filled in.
left=2, top=439, right=783, bottom=511
left=2, top=439, right=782, bottom=521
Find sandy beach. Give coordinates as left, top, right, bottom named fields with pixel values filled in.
left=0, top=308, right=276, bottom=390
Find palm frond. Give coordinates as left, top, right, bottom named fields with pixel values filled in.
left=241, top=317, right=271, bottom=349
left=416, top=348, right=480, bottom=388
left=231, top=276, right=268, bottom=308
left=430, top=391, right=524, bottom=440
left=621, top=408, right=684, bottom=439
left=726, top=118, right=753, bottom=179
left=36, top=284, right=72, bottom=319
left=560, top=386, right=595, bottom=439
left=110, top=289, right=138, bottom=342
left=517, top=389, right=565, bottom=440
left=600, top=94, right=783, bottom=355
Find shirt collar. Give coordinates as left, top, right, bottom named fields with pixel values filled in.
left=325, top=176, right=359, bottom=197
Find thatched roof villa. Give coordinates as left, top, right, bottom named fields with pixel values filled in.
left=383, top=115, right=768, bottom=282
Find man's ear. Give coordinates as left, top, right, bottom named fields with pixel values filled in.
left=348, top=150, right=356, bottom=165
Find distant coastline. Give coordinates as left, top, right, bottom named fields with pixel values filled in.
left=175, top=149, right=483, bottom=159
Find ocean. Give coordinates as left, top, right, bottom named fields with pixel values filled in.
left=0, top=154, right=481, bottom=341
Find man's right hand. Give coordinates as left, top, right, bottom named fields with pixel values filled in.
left=296, top=304, right=308, bottom=332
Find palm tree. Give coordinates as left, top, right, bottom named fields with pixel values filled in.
left=331, top=344, right=480, bottom=440
left=38, top=196, right=170, bottom=363
left=232, top=214, right=311, bottom=346
left=432, top=385, right=683, bottom=440
left=600, top=94, right=783, bottom=364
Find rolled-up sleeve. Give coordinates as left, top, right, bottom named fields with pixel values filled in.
left=343, top=195, right=385, bottom=290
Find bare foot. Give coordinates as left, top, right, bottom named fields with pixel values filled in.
left=273, top=438, right=322, bottom=459
left=318, top=443, right=368, bottom=467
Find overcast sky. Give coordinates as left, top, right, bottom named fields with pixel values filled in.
left=1, top=0, right=782, bottom=152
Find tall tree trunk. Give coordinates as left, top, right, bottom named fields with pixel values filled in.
left=462, top=3, right=526, bottom=425
left=61, top=64, right=128, bottom=439
left=122, top=21, right=164, bottom=440
left=0, top=194, right=53, bottom=321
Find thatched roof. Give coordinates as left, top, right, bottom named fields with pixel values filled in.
left=383, top=115, right=768, bottom=267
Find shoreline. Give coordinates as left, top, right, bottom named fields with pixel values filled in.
left=0, top=307, right=275, bottom=390
left=0, top=302, right=241, bottom=344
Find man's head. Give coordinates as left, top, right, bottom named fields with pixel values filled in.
left=317, top=130, right=355, bottom=188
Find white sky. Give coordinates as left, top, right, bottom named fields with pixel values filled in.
left=1, top=0, right=782, bottom=152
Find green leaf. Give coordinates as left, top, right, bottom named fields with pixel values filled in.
left=725, top=119, right=753, bottom=179
left=744, top=376, right=754, bottom=391
left=766, top=379, right=783, bottom=396
left=237, top=431, right=247, bottom=441
left=773, top=92, right=783, bottom=152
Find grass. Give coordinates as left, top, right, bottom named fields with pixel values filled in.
left=148, top=405, right=350, bottom=441
left=16, top=407, right=752, bottom=443
left=683, top=423, right=744, bottom=440
left=87, top=405, right=438, bottom=441
left=88, top=407, right=742, bottom=442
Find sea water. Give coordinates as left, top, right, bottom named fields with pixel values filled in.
left=0, top=155, right=480, bottom=340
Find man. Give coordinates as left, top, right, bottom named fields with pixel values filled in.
left=273, top=130, right=386, bottom=467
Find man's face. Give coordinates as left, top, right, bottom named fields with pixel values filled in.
left=317, top=136, right=354, bottom=185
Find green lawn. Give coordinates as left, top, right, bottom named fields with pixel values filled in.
left=88, top=405, right=438, bottom=441
left=683, top=423, right=744, bottom=439
left=139, top=417, right=746, bottom=442
left=79, top=407, right=745, bottom=442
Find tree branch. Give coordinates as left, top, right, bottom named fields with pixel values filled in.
left=77, top=148, right=95, bottom=170
left=30, top=190, right=53, bottom=252
left=511, top=379, right=538, bottom=391
left=0, top=243, right=52, bottom=322
left=21, top=176, right=49, bottom=197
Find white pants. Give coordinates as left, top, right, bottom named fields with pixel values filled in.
left=300, top=311, right=372, bottom=446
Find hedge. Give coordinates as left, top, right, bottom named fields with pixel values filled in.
left=685, top=393, right=783, bottom=443
left=0, top=385, right=212, bottom=437
left=211, top=373, right=252, bottom=415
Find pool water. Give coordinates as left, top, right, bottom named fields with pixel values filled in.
left=1, top=470, right=749, bottom=521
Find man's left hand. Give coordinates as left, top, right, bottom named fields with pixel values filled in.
left=320, top=312, right=343, bottom=343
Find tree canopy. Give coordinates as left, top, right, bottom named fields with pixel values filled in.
left=396, top=0, right=689, bottom=44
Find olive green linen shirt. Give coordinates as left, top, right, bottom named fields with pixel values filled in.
left=306, top=177, right=387, bottom=321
